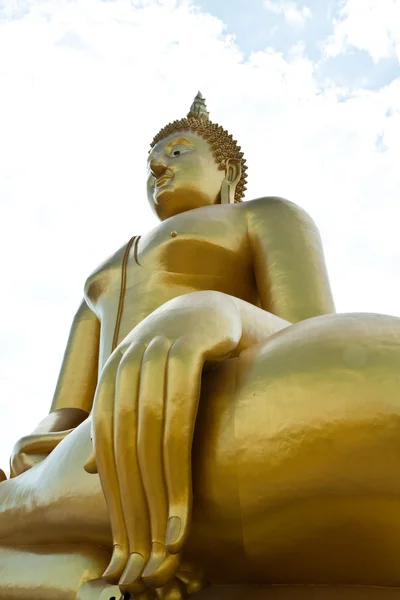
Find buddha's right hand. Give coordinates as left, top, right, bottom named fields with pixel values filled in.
left=85, top=291, right=243, bottom=597
left=10, top=407, right=89, bottom=477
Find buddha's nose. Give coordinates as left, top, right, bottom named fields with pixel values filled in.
left=150, top=159, right=168, bottom=178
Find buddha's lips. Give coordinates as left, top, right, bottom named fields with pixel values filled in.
left=155, top=175, right=173, bottom=188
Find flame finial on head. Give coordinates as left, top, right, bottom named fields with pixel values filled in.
left=187, top=91, right=210, bottom=121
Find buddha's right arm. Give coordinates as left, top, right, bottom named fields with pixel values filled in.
left=49, top=298, right=100, bottom=413
left=10, top=299, right=100, bottom=477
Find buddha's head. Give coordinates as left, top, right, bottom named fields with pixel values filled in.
left=147, top=92, right=248, bottom=221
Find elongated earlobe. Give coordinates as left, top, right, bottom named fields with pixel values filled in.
left=220, top=158, right=242, bottom=204
left=220, top=180, right=235, bottom=204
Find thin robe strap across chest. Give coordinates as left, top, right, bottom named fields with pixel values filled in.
left=111, top=235, right=141, bottom=352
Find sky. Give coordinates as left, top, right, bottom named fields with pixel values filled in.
left=0, top=0, right=399, bottom=469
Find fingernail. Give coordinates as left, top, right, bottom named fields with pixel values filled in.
left=103, top=544, right=127, bottom=582
left=119, top=552, right=145, bottom=586
left=142, top=543, right=180, bottom=588
left=142, top=542, right=166, bottom=578
left=165, top=516, right=182, bottom=548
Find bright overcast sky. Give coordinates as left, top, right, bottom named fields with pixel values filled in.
left=0, top=0, right=399, bottom=469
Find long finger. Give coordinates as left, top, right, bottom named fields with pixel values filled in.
left=163, top=341, right=203, bottom=555
left=136, top=336, right=180, bottom=586
left=143, top=341, right=203, bottom=587
left=92, top=350, right=129, bottom=583
left=114, top=341, right=152, bottom=595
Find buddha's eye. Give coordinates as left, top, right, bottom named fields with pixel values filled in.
left=169, top=145, right=192, bottom=158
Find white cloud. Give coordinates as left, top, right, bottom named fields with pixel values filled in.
left=0, top=0, right=399, bottom=470
left=264, top=0, right=312, bottom=26
left=324, top=0, right=400, bottom=63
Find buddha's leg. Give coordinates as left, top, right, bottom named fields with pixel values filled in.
left=2, top=311, right=400, bottom=594
left=0, top=420, right=116, bottom=599
left=0, top=405, right=206, bottom=598
left=189, top=312, right=400, bottom=587
left=0, top=544, right=110, bottom=600
left=0, top=418, right=111, bottom=548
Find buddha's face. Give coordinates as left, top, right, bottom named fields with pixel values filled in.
left=147, top=130, right=226, bottom=221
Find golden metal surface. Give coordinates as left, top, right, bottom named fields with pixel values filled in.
left=192, top=586, right=400, bottom=599
left=1, top=93, right=400, bottom=600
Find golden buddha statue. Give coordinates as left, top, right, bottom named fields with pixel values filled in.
left=1, top=92, right=400, bottom=600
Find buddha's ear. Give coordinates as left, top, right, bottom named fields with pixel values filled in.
left=221, top=158, right=242, bottom=204
left=226, top=158, right=242, bottom=185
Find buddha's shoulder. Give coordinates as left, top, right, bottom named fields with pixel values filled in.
left=242, top=196, right=317, bottom=229
left=243, top=196, right=311, bottom=218
left=83, top=238, right=135, bottom=307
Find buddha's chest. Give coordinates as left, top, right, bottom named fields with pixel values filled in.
left=88, top=205, right=258, bottom=369
left=135, top=205, right=251, bottom=278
